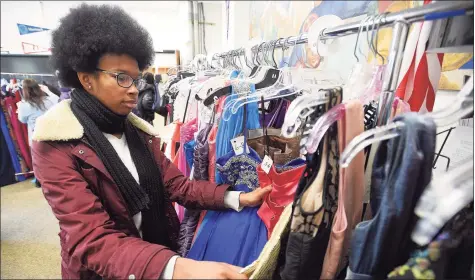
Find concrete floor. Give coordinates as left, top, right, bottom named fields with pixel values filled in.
left=1, top=180, right=61, bottom=279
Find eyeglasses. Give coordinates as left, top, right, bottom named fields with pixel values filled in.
left=96, top=68, right=146, bottom=89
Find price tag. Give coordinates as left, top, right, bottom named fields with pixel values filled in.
left=261, top=155, right=273, bottom=174
left=231, top=136, right=249, bottom=155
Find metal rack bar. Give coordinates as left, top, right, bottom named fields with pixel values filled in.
left=375, top=20, right=410, bottom=127
left=213, top=1, right=473, bottom=125
left=217, top=1, right=472, bottom=56
left=1, top=72, right=54, bottom=77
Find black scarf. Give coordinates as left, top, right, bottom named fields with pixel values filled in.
left=70, top=88, right=177, bottom=249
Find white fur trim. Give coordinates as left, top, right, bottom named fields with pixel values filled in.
left=33, top=99, right=159, bottom=142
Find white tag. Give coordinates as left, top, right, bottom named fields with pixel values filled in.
left=261, top=155, right=273, bottom=174
left=231, top=136, right=249, bottom=155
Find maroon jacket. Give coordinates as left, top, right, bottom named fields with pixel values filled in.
left=31, top=100, right=228, bottom=279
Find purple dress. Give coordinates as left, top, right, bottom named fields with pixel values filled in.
left=260, top=98, right=290, bottom=128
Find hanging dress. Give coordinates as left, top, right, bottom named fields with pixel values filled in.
left=4, top=95, right=32, bottom=170
left=177, top=123, right=212, bottom=257
left=257, top=158, right=306, bottom=239
left=187, top=102, right=267, bottom=267
left=214, top=75, right=260, bottom=184
left=0, top=107, right=25, bottom=182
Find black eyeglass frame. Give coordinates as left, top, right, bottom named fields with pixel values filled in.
left=95, top=68, right=145, bottom=89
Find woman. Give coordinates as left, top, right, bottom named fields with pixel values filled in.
left=32, top=4, right=270, bottom=280
left=135, top=72, right=158, bottom=124
left=17, top=78, right=59, bottom=146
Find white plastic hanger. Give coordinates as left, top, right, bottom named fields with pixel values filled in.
left=412, top=159, right=474, bottom=246
left=340, top=75, right=474, bottom=168
left=304, top=15, right=389, bottom=153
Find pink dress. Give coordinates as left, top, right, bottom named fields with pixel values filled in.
left=207, top=96, right=226, bottom=183
left=320, top=100, right=365, bottom=279
left=174, top=118, right=198, bottom=222
left=178, top=118, right=198, bottom=177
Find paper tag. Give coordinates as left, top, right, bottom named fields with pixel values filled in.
left=261, top=155, right=273, bottom=174
left=231, top=136, right=249, bottom=155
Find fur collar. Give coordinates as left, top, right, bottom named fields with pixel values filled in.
left=33, top=100, right=159, bottom=142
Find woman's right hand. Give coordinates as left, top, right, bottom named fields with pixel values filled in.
left=173, top=257, right=248, bottom=279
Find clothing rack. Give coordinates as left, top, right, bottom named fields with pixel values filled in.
left=213, top=1, right=474, bottom=126
left=1, top=72, right=54, bottom=77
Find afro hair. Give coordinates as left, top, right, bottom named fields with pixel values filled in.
left=50, top=3, right=154, bottom=89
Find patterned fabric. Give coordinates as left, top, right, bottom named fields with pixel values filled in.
left=214, top=79, right=261, bottom=184
left=279, top=88, right=341, bottom=280
left=193, top=123, right=212, bottom=180
left=187, top=100, right=267, bottom=266
left=187, top=146, right=268, bottom=267
left=388, top=204, right=473, bottom=279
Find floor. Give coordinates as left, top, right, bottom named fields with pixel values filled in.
left=1, top=180, right=61, bottom=279
left=1, top=114, right=166, bottom=279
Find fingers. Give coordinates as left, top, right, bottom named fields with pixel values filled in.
left=262, top=185, right=272, bottom=192
left=225, top=264, right=244, bottom=273
left=222, top=264, right=248, bottom=279
left=225, top=270, right=248, bottom=280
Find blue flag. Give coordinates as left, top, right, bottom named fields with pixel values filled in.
left=17, top=23, right=50, bottom=35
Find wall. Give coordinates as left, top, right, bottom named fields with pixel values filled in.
left=0, top=1, right=191, bottom=64
left=200, top=2, right=224, bottom=56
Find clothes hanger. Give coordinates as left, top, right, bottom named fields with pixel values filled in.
left=344, top=15, right=376, bottom=101
left=222, top=37, right=324, bottom=120
left=204, top=41, right=281, bottom=107
left=304, top=15, right=388, bottom=153
left=200, top=60, right=235, bottom=105
left=412, top=158, right=473, bottom=246
left=357, top=13, right=387, bottom=104
left=249, top=42, right=266, bottom=77
left=242, top=41, right=279, bottom=87
left=340, top=75, right=474, bottom=168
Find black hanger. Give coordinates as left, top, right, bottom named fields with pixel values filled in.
left=178, top=71, right=195, bottom=80
left=254, top=42, right=280, bottom=89
left=249, top=42, right=265, bottom=77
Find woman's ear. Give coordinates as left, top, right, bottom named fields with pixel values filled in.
left=77, top=72, right=95, bottom=91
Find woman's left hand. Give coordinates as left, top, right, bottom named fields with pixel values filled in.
left=239, top=186, right=272, bottom=208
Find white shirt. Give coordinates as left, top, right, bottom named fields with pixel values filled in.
left=103, top=133, right=242, bottom=279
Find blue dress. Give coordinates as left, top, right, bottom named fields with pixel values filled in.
left=0, top=108, right=25, bottom=181
left=186, top=145, right=268, bottom=266
left=187, top=89, right=266, bottom=266
left=183, top=140, right=195, bottom=171
left=215, top=82, right=261, bottom=184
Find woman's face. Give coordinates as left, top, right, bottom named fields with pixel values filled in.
left=78, top=53, right=141, bottom=115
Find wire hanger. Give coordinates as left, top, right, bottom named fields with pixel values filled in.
left=340, top=75, right=474, bottom=168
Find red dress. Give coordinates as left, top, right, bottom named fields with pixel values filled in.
left=257, top=158, right=306, bottom=238
left=4, top=95, right=32, bottom=170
